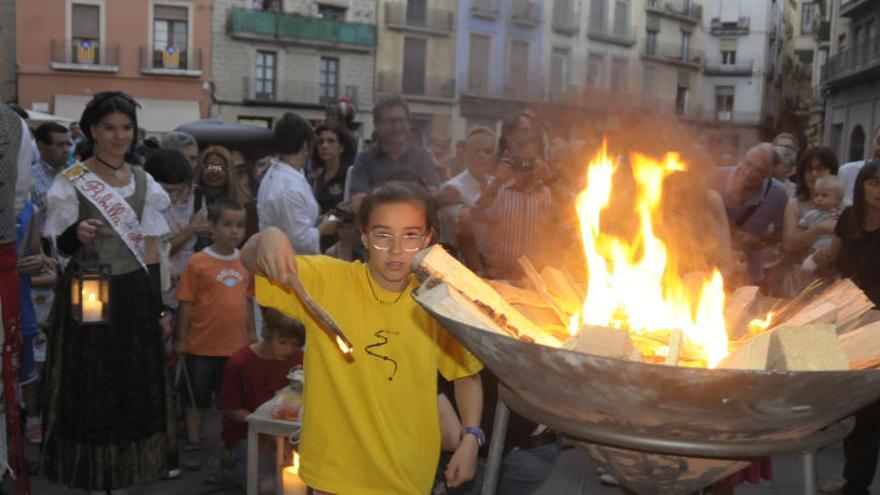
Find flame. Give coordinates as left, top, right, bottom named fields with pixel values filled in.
left=571, top=142, right=729, bottom=368
left=290, top=451, right=300, bottom=474
left=737, top=312, right=775, bottom=343
left=336, top=336, right=352, bottom=354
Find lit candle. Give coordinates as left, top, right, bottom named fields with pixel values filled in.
left=82, top=280, right=103, bottom=322
left=282, top=452, right=307, bottom=495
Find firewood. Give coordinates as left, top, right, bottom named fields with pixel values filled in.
left=774, top=279, right=873, bottom=332
left=717, top=332, right=773, bottom=370
left=768, top=324, right=850, bottom=371
left=412, top=246, right=563, bottom=347
left=839, top=321, right=880, bottom=370
left=781, top=301, right=838, bottom=327
left=724, top=286, right=760, bottom=338
left=518, top=256, right=569, bottom=326
left=539, top=266, right=583, bottom=315
left=564, top=325, right=640, bottom=361
left=665, top=329, right=683, bottom=365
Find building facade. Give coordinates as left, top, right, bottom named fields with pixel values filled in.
left=211, top=0, right=377, bottom=137
left=454, top=0, right=546, bottom=137
left=16, top=0, right=212, bottom=133
left=375, top=0, right=457, bottom=142
left=822, top=0, right=880, bottom=162
left=700, top=0, right=782, bottom=155
left=1, top=0, right=15, bottom=102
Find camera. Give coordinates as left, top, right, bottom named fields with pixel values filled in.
left=507, top=156, right=535, bottom=172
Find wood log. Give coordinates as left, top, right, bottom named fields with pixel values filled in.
left=665, top=329, right=683, bottom=366
left=719, top=324, right=850, bottom=371
left=781, top=301, right=838, bottom=327
left=724, top=286, right=760, bottom=338
left=412, top=246, right=563, bottom=347
left=539, top=266, right=583, bottom=315
left=564, top=325, right=640, bottom=361
left=839, top=321, right=880, bottom=370
left=774, top=279, right=873, bottom=332
left=518, top=256, right=569, bottom=326
left=768, top=324, right=850, bottom=371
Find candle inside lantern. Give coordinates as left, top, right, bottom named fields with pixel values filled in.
left=81, top=280, right=104, bottom=322
left=282, top=451, right=306, bottom=495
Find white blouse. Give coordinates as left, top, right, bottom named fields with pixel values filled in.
left=44, top=169, right=171, bottom=238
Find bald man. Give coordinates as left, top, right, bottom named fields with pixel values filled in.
left=708, top=143, right=788, bottom=285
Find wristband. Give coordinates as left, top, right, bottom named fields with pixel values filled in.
left=461, top=427, right=485, bottom=447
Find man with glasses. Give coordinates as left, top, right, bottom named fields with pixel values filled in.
left=840, top=125, right=880, bottom=205
left=242, top=181, right=483, bottom=495
left=349, top=95, right=442, bottom=211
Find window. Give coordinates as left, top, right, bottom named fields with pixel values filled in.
left=802, top=3, right=815, bottom=35
left=680, top=31, right=691, bottom=60
left=715, top=86, right=735, bottom=115
left=613, top=0, right=629, bottom=34
left=550, top=47, right=571, bottom=98
left=849, top=125, right=866, bottom=161
left=611, top=58, right=627, bottom=92
left=590, top=0, right=606, bottom=29
left=675, top=86, right=688, bottom=115
left=320, top=57, right=339, bottom=104
left=468, top=33, right=491, bottom=93
left=238, top=116, right=273, bottom=128
left=72, top=3, right=100, bottom=64
left=586, top=53, right=604, bottom=87
left=153, top=5, right=189, bottom=69
left=721, top=50, right=737, bottom=64
left=407, top=0, right=428, bottom=26
left=255, top=51, right=276, bottom=100
left=317, top=4, right=346, bottom=20
left=646, top=30, right=657, bottom=55
left=642, top=66, right=654, bottom=96
left=508, top=39, right=530, bottom=98
left=402, top=37, right=427, bottom=95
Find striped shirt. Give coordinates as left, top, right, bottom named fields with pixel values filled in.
left=30, top=160, right=59, bottom=220
left=477, top=182, right=553, bottom=269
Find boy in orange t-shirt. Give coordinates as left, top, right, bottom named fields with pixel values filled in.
left=175, top=197, right=256, bottom=470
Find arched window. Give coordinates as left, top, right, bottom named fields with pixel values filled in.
left=850, top=125, right=866, bottom=162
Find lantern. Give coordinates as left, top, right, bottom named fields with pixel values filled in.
left=70, top=261, right=111, bottom=324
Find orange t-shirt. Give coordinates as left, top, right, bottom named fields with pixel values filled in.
left=176, top=247, right=254, bottom=356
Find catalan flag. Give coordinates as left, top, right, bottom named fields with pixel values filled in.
left=162, top=46, right=180, bottom=68
left=76, top=40, right=96, bottom=64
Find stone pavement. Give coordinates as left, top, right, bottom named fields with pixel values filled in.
left=9, top=408, right=877, bottom=494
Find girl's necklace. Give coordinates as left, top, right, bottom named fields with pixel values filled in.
left=365, top=265, right=407, bottom=305
left=94, top=154, right=126, bottom=180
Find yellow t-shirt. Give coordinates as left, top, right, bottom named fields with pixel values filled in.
left=256, top=256, right=483, bottom=495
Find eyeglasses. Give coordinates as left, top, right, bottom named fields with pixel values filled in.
left=367, top=231, right=426, bottom=252
left=381, top=117, right=409, bottom=128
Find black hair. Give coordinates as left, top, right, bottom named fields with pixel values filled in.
left=498, top=109, right=546, bottom=160
left=372, top=95, right=410, bottom=124
left=78, top=91, right=141, bottom=159
left=312, top=122, right=357, bottom=171
left=207, top=196, right=245, bottom=223
left=274, top=112, right=315, bottom=155
left=34, top=122, right=69, bottom=145
left=144, top=148, right=193, bottom=185
left=8, top=103, right=28, bottom=120
left=846, top=159, right=880, bottom=239
left=261, top=307, right=306, bottom=345
left=356, top=180, right=436, bottom=233
left=795, top=146, right=840, bottom=202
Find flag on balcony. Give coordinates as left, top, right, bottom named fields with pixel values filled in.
left=76, top=40, right=96, bottom=64
left=162, top=46, right=180, bottom=68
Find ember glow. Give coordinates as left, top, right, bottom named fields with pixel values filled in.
left=569, top=142, right=730, bottom=368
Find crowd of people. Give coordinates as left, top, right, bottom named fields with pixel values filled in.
left=0, top=90, right=878, bottom=495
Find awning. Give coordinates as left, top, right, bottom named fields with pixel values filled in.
left=25, top=109, right=73, bottom=124
left=54, top=94, right=201, bottom=134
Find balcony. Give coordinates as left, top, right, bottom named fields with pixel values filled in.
left=707, top=109, right=765, bottom=125
left=470, top=0, right=500, bottom=20
left=645, top=0, right=702, bottom=25
left=587, top=20, right=637, bottom=47
left=703, top=58, right=754, bottom=76
left=461, top=79, right=545, bottom=101
left=376, top=72, right=455, bottom=101
left=50, top=39, right=119, bottom=72
left=551, top=2, right=579, bottom=35
left=840, top=0, right=876, bottom=18
left=641, top=40, right=703, bottom=69
left=228, top=7, right=377, bottom=51
left=242, top=76, right=360, bottom=107
left=710, top=17, right=750, bottom=36
left=823, top=35, right=880, bottom=88
left=816, top=19, right=831, bottom=43
left=510, top=0, right=542, bottom=27
left=140, top=46, right=202, bottom=77
left=385, top=3, right=454, bottom=35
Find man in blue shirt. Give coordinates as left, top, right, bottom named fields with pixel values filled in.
left=708, top=143, right=788, bottom=286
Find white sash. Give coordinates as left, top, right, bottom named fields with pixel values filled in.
left=62, top=162, right=148, bottom=270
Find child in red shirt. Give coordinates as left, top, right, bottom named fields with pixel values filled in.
left=218, top=307, right=305, bottom=491
left=175, top=198, right=256, bottom=470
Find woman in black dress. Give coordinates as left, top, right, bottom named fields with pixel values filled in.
left=41, top=92, right=171, bottom=493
